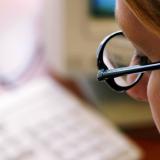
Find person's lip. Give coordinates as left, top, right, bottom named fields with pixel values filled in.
left=127, top=90, right=148, bottom=102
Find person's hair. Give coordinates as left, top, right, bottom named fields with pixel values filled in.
left=124, top=0, right=160, bottom=37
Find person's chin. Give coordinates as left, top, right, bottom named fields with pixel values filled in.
left=147, top=71, right=160, bottom=133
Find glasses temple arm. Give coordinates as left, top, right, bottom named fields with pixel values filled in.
left=97, top=63, right=160, bottom=81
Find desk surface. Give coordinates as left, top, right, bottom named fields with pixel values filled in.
left=52, top=73, right=160, bottom=160
left=124, top=126, right=160, bottom=160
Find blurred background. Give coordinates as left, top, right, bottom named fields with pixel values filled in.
left=0, top=0, right=155, bottom=131
left=45, top=0, right=153, bottom=130
left=0, top=0, right=159, bottom=159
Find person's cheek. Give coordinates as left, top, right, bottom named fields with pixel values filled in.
left=147, top=71, right=160, bottom=132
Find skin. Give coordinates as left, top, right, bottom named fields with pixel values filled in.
left=116, top=0, right=160, bottom=132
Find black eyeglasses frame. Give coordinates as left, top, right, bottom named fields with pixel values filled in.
left=97, top=31, right=160, bottom=92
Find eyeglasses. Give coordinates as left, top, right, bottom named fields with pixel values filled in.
left=97, top=31, right=160, bottom=92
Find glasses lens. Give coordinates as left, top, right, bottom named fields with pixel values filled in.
left=103, top=34, right=142, bottom=87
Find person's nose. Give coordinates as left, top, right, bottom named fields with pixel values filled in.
left=127, top=72, right=149, bottom=101
left=126, top=55, right=150, bottom=101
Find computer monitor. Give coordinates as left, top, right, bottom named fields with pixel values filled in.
left=90, top=0, right=115, bottom=17
left=45, top=0, right=119, bottom=77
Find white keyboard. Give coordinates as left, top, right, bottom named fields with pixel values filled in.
left=0, top=78, right=142, bottom=160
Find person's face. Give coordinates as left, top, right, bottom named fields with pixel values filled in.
left=116, top=0, right=160, bottom=132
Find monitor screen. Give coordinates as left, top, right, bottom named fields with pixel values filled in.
left=90, top=0, right=115, bottom=17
